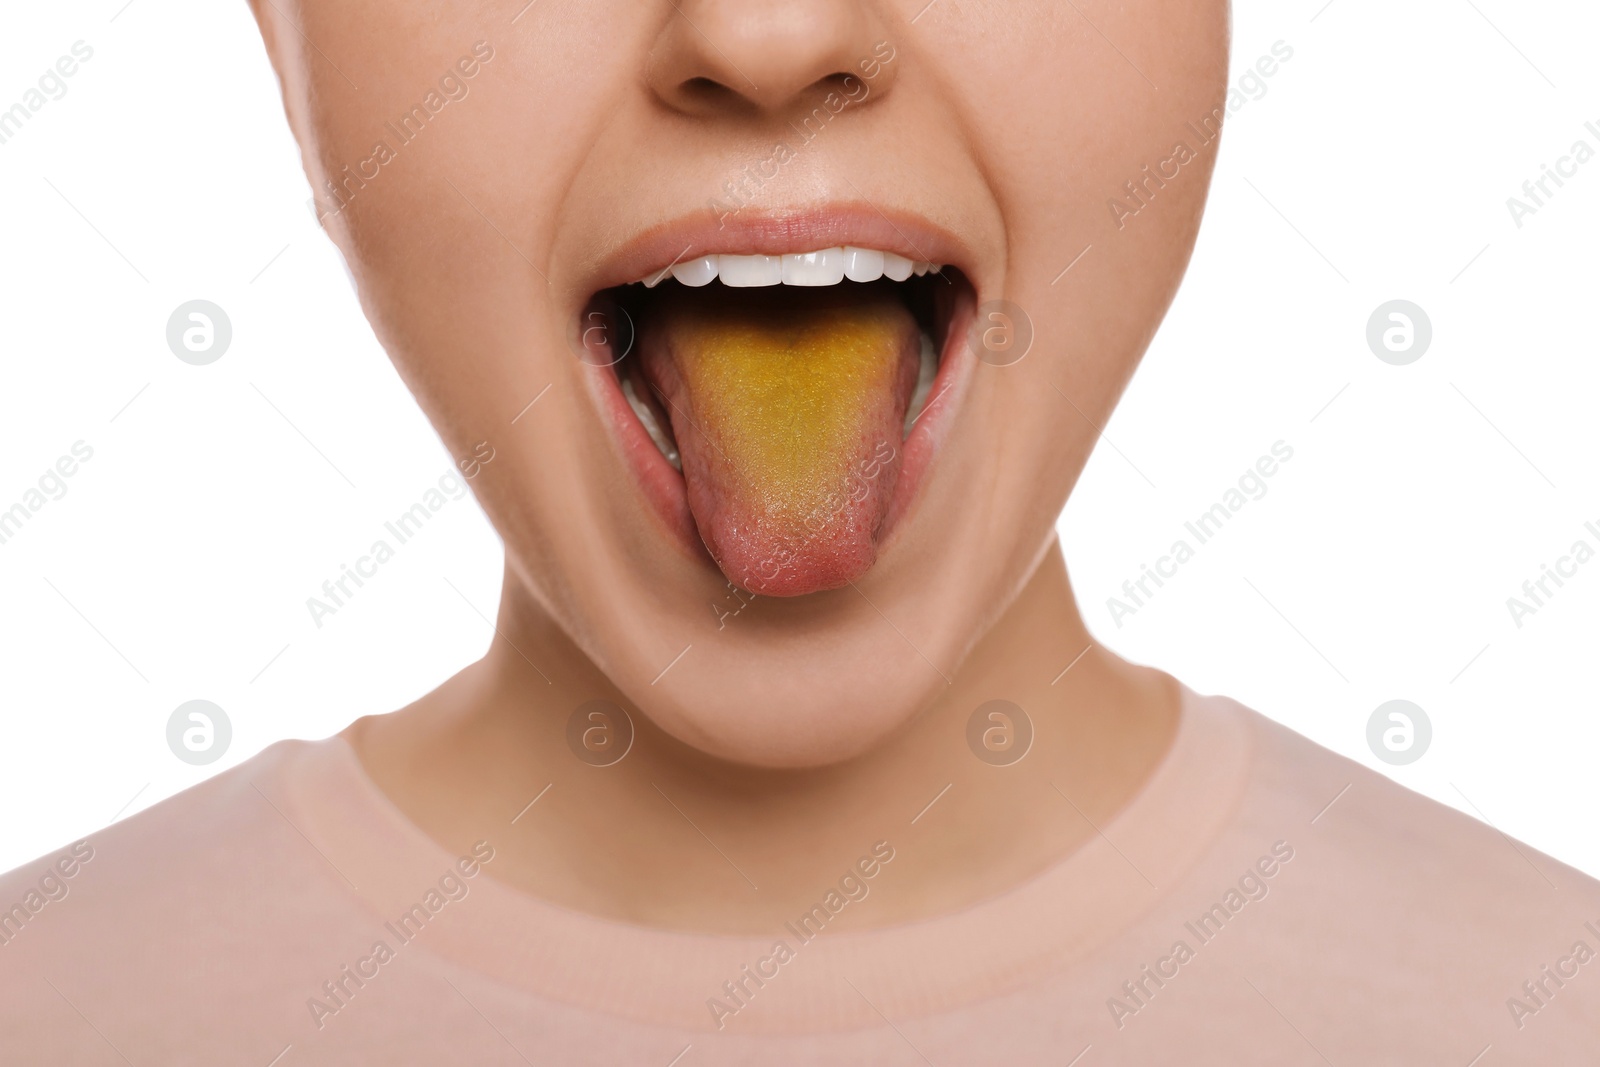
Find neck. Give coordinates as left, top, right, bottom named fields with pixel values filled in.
left=348, top=541, right=1179, bottom=933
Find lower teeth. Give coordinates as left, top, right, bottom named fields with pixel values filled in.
left=902, top=331, right=937, bottom=436
left=621, top=375, right=681, bottom=470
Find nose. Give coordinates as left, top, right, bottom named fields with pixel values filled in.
left=648, top=0, right=896, bottom=117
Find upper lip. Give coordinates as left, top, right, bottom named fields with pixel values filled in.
left=582, top=202, right=976, bottom=298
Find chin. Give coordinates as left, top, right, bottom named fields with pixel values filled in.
left=620, top=618, right=955, bottom=769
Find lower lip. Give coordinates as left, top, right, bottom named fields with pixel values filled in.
left=583, top=286, right=978, bottom=580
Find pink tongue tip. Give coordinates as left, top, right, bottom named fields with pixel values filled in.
left=639, top=287, right=921, bottom=597
left=712, top=436, right=903, bottom=597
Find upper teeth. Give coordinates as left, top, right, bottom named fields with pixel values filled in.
left=640, top=247, right=940, bottom=288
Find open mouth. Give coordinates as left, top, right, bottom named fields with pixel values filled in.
left=582, top=242, right=976, bottom=598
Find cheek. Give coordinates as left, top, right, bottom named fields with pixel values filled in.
left=928, top=2, right=1227, bottom=516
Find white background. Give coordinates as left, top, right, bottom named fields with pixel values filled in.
left=1, top=0, right=1596, bottom=878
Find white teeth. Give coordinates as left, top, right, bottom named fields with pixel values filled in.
left=670, top=256, right=718, bottom=287
left=635, top=247, right=941, bottom=288
left=782, top=248, right=846, bottom=286
left=903, top=331, right=938, bottom=436
left=843, top=247, right=885, bottom=282
left=621, top=376, right=681, bottom=470
left=717, top=253, right=783, bottom=287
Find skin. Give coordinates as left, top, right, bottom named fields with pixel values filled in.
left=250, top=0, right=1229, bottom=934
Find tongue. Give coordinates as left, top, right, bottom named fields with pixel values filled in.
left=641, top=286, right=920, bottom=597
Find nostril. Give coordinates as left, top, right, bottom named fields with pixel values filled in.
left=677, top=76, right=746, bottom=111
left=805, top=71, right=875, bottom=108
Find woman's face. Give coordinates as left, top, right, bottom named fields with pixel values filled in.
left=254, top=0, right=1228, bottom=767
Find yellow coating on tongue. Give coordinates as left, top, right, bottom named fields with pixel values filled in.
left=670, top=295, right=914, bottom=521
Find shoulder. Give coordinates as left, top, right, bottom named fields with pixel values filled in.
left=0, top=738, right=370, bottom=1063
left=1197, top=695, right=1600, bottom=1050
left=0, top=737, right=319, bottom=909
left=1232, top=701, right=1597, bottom=901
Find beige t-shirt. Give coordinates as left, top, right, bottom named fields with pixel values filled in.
left=3, top=688, right=1597, bottom=1064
